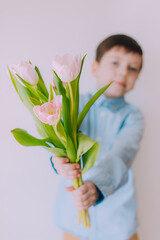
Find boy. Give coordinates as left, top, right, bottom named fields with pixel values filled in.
left=51, top=34, right=144, bottom=240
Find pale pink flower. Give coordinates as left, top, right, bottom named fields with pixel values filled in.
left=52, top=53, right=82, bottom=82
left=33, top=95, right=62, bottom=125
left=9, top=61, right=39, bottom=85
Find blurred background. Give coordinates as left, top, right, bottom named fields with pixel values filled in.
left=0, top=0, right=160, bottom=239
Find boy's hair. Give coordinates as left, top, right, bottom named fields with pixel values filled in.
left=96, top=34, right=143, bottom=62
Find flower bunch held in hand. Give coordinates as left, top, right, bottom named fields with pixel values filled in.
left=8, top=54, right=112, bottom=228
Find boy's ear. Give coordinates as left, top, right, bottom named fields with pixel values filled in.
left=91, top=61, right=99, bottom=78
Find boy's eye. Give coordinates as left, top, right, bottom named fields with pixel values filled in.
left=112, top=61, right=118, bottom=65
left=129, top=66, right=137, bottom=72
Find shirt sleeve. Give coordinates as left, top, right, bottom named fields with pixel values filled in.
left=85, top=107, right=144, bottom=201
left=50, top=156, right=58, bottom=174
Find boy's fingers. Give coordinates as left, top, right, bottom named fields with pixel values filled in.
left=57, top=163, right=82, bottom=175
left=62, top=163, right=81, bottom=171
left=72, top=185, right=88, bottom=197
left=73, top=200, right=91, bottom=211
left=64, top=186, right=74, bottom=192
left=52, top=156, right=81, bottom=171
left=52, top=155, right=69, bottom=165
left=72, top=191, right=89, bottom=202
left=67, top=169, right=81, bottom=176
left=59, top=170, right=81, bottom=179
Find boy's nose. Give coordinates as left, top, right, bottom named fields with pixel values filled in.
left=117, top=67, right=128, bottom=77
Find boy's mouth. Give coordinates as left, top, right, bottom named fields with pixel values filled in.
left=115, top=81, right=126, bottom=88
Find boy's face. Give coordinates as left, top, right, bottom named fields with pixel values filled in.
left=92, top=46, right=142, bottom=98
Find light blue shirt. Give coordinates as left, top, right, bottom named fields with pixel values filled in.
left=51, top=91, right=144, bottom=240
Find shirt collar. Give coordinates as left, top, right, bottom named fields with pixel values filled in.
left=93, top=88, right=126, bottom=110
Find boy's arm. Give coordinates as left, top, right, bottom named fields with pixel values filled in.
left=86, top=108, right=144, bottom=200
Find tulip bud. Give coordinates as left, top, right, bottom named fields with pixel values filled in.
left=33, top=95, right=62, bottom=125
left=9, top=61, right=39, bottom=85
left=52, top=53, right=82, bottom=82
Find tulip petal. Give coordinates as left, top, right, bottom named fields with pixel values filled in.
left=52, top=53, right=82, bottom=82
left=9, top=61, right=39, bottom=85
left=33, top=95, right=62, bottom=125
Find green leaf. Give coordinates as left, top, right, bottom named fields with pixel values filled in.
left=53, top=86, right=58, bottom=95
left=53, top=71, right=66, bottom=96
left=8, top=68, right=36, bottom=113
left=17, top=74, right=48, bottom=103
left=71, top=54, right=86, bottom=130
left=53, top=119, right=67, bottom=148
left=35, top=66, right=49, bottom=97
left=36, top=122, right=66, bottom=149
left=9, top=70, right=49, bottom=140
left=77, top=54, right=86, bottom=81
left=48, top=83, right=54, bottom=101
left=69, top=78, right=79, bottom=147
left=8, top=69, right=65, bottom=148
left=44, top=147, right=68, bottom=157
left=35, top=121, right=49, bottom=139
left=16, top=74, right=48, bottom=104
left=11, top=128, right=67, bottom=157
left=77, top=82, right=113, bottom=129
left=62, top=90, right=72, bottom=137
left=11, top=128, right=51, bottom=147
left=36, top=89, right=48, bottom=102
left=81, top=142, right=100, bottom=175
left=68, top=55, right=86, bottom=138
left=53, top=71, right=72, bottom=136
left=77, top=132, right=96, bottom=157
left=28, top=96, right=42, bottom=106
left=34, top=121, right=62, bottom=148
left=66, top=134, right=77, bottom=162
left=77, top=132, right=100, bottom=174
left=16, top=75, right=33, bottom=87
left=16, top=74, right=39, bottom=98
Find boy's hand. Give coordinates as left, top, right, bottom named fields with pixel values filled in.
left=65, top=182, right=99, bottom=211
left=52, top=154, right=82, bottom=180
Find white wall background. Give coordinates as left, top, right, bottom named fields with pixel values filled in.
left=1, top=0, right=160, bottom=239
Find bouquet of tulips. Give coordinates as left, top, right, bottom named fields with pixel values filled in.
left=8, top=54, right=111, bottom=228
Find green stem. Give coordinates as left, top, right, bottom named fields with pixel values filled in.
left=53, top=121, right=67, bottom=148
left=72, top=175, right=90, bottom=228
left=68, top=82, right=74, bottom=121
left=68, top=82, right=77, bottom=148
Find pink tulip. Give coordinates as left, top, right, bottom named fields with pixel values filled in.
left=33, top=95, right=62, bottom=125
left=9, top=61, right=39, bottom=85
left=52, top=53, right=82, bottom=82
